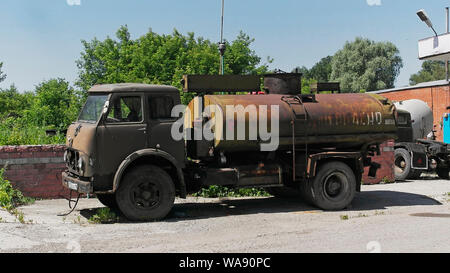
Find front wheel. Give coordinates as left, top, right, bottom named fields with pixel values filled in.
left=307, top=161, right=356, bottom=211
left=116, top=165, right=175, bottom=221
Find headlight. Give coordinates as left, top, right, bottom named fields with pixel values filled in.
left=78, top=158, right=83, bottom=170
left=78, top=158, right=85, bottom=176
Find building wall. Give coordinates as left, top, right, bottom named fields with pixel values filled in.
left=0, top=145, right=70, bottom=199
left=379, top=84, right=450, bottom=142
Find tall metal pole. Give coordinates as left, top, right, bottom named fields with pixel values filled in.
left=218, top=0, right=226, bottom=75
left=446, top=7, right=449, bottom=81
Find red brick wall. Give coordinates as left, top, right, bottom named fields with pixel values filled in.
left=379, top=84, right=450, bottom=142
left=362, top=140, right=395, bottom=184
left=0, top=145, right=70, bottom=199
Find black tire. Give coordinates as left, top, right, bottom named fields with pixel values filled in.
left=408, top=169, right=423, bottom=180
left=308, top=161, right=356, bottom=211
left=299, top=178, right=314, bottom=205
left=436, top=167, right=450, bottom=179
left=96, top=193, right=118, bottom=209
left=266, top=186, right=301, bottom=198
left=394, top=148, right=411, bottom=181
left=116, top=165, right=175, bottom=221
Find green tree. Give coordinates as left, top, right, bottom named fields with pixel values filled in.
left=330, top=37, right=403, bottom=92
left=76, top=26, right=270, bottom=104
left=292, top=66, right=310, bottom=79
left=0, top=62, right=6, bottom=83
left=0, top=85, right=34, bottom=119
left=25, top=78, right=81, bottom=129
left=292, top=56, right=332, bottom=94
left=410, top=60, right=446, bottom=85
left=309, top=56, right=332, bottom=82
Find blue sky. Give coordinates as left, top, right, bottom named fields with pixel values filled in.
left=0, top=0, right=449, bottom=92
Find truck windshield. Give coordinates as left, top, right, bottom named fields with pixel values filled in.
left=78, top=95, right=109, bottom=123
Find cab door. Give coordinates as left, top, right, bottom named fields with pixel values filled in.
left=146, top=94, right=185, bottom=165
left=96, top=93, right=147, bottom=191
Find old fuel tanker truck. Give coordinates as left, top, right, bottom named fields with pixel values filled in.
left=62, top=74, right=399, bottom=221
left=394, top=99, right=450, bottom=180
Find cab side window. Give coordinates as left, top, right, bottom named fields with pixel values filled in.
left=148, top=96, right=174, bottom=119
left=106, top=96, right=143, bottom=123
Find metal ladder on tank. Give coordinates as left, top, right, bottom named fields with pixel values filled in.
left=281, top=95, right=310, bottom=181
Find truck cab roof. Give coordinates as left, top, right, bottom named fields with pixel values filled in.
left=88, top=83, right=179, bottom=94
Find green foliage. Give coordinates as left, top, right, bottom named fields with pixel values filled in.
left=88, top=207, right=118, bottom=224
left=0, top=169, right=34, bottom=211
left=292, top=56, right=332, bottom=94
left=301, top=78, right=318, bottom=94
left=309, top=56, right=333, bottom=82
left=0, top=85, right=34, bottom=119
left=0, top=121, right=65, bottom=146
left=410, top=61, right=446, bottom=85
left=193, top=185, right=270, bottom=198
left=23, top=78, right=82, bottom=129
left=0, top=62, right=6, bottom=83
left=294, top=56, right=333, bottom=82
left=381, top=176, right=395, bottom=184
left=76, top=26, right=271, bottom=104
left=330, top=37, right=403, bottom=92
left=0, top=79, right=80, bottom=146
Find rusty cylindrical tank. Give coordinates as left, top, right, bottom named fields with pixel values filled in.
left=185, top=93, right=398, bottom=152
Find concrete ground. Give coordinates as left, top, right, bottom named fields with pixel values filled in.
left=0, top=176, right=449, bottom=253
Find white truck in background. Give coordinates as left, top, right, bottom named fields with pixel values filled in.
left=394, top=99, right=450, bottom=180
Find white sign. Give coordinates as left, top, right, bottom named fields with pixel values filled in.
left=418, top=33, right=450, bottom=61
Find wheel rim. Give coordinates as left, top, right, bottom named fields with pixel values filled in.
left=130, top=181, right=161, bottom=209
left=395, top=155, right=406, bottom=174
left=323, top=172, right=347, bottom=199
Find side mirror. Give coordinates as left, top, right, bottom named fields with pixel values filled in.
left=99, top=101, right=110, bottom=124
left=102, top=101, right=109, bottom=115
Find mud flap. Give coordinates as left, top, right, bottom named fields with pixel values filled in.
left=409, top=144, right=428, bottom=170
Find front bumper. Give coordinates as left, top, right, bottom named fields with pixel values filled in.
left=62, top=171, right=93, bottom=194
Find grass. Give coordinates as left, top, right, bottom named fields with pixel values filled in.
left=192, top=185, right=270, bottom=198
left=381, top=176, right=395, bottom=184
left=88, top=208, right=118, bottom=224
left=0, top=168, right=35, bottom=223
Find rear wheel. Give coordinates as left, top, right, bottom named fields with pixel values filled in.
left=96, top=193, right=118, bottom=209
left=116, top=165, right=175, bottom=221
left=394, top=148, right=411, bottom=181
left=306, top=161, right=356, bottom=211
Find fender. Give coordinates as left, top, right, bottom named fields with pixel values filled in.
left=306, top=151, right=364, bottom=192
left=112, top=148, right=186, bottom=198
left=394, top=142, right=428, bottom=170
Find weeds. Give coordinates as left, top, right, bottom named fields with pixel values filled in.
left=193, top=185, right=270, bottom=198
left=0, top=168, right=35, bottom=224
left=340, top=215, right=349, bottom=220
left=88, top=208, right=118, bottom=224
left=381, top=177, right=395, bottom=184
